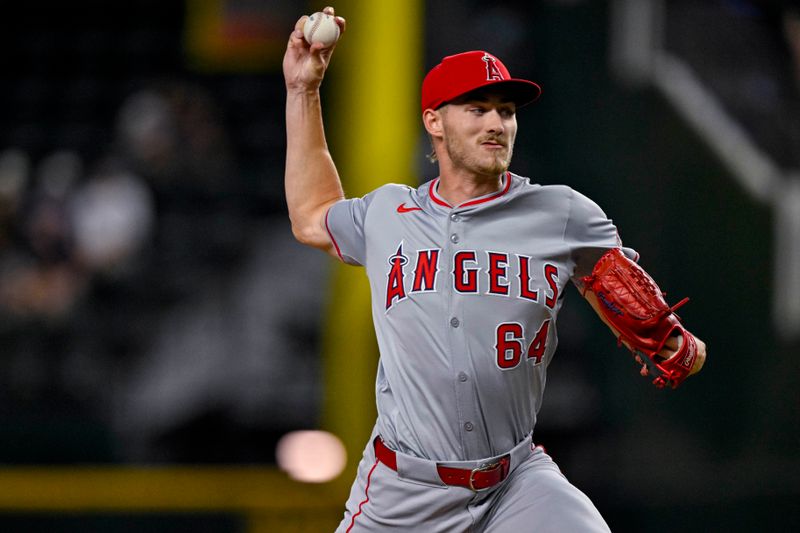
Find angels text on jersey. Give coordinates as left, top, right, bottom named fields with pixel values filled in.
left=384, top=242, right=560, bottom=312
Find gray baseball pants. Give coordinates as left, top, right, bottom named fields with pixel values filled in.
left=336, top=432, right=611, bottom=532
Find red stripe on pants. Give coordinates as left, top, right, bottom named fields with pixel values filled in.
left=346, top=459, right=379, bottom=532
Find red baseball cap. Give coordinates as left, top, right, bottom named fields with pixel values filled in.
left=421, top=50, right=542, bottom=113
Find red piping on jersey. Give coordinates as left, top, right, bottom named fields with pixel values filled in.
left=428, top=172, right=511, bottom=208
left=346, top=459, right=379, bottom=532
left=429, top=179, right=452, bottom=207
left=325, top=207, right=344, bottom=261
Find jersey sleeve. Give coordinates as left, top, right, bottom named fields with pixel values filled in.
left=564, top=188, right=638, bottom=282
left=325, top=191, right=378, bottom=266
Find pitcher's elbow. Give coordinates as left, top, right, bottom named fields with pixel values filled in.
left=291, top=222, right=323, bottom=248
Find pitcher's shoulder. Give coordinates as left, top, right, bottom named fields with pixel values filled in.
left=509, top=174, right=577, bottom=201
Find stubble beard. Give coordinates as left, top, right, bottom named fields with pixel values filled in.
left=443, top=127, right=514, bottom=179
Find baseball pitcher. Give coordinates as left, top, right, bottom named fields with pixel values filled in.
left=284, top=7, right=707, bottom=532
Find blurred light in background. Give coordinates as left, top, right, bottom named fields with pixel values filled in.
left=276, top=430, right=347, bottom=483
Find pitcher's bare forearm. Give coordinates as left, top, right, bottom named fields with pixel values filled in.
left=285, top=88, right=344, bottom=253
left=282, top=7, right=346, bottom=255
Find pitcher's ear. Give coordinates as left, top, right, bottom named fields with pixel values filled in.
left=423, top=108, right=443, bottom=137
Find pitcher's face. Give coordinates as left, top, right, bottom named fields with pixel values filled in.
left=440, top=93, right=517, bottom=178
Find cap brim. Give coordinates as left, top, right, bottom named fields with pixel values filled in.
left=442, top=79, right=542, bottom=109
left=494, top=79, right=542, bottom=107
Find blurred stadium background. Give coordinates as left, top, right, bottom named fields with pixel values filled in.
left=0, top=0, right=798, bottom=531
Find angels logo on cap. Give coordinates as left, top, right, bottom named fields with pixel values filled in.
left=483, top=53, right=504, bottom=81
left=421, top=50, right=541, bottom=113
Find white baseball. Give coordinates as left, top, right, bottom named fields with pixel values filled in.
left=303, top=12, right=340, bottom=47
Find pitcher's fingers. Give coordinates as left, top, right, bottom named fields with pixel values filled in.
left=663, top=335, right=680, bottom=351
left=295, top=15, right=309, bottom=32
left=335, top=15, right=346, bottom=33
left=656, top=335, right=681, bottom=360
left=320, top=6, right=346, bottom=33
left=288, top=16, right=309, bottom=47
left=309, top=41, right=328, bottom=53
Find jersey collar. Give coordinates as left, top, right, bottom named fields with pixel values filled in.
left=428, top=172, right=512, bottom=210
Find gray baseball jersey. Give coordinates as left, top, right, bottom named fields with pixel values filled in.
left=325, top=172, right=635, bottom=463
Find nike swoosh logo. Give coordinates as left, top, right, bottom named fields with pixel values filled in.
left=397, top=203, right=423, bottom=213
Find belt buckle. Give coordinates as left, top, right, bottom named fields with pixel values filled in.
left=468, top=461, right=501, bottom=492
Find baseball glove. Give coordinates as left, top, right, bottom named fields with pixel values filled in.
left=582, top=248, right=698, bottom=389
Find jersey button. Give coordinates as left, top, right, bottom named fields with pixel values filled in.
left=458, top=372, right=468, bottom=382
left=464, top=422, right=474, bottom=432
left=450, top=234, right=460, bottom=244
left=450, top=317, right=460, bottom=328
left=450, top=214, right=461, bottom=222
